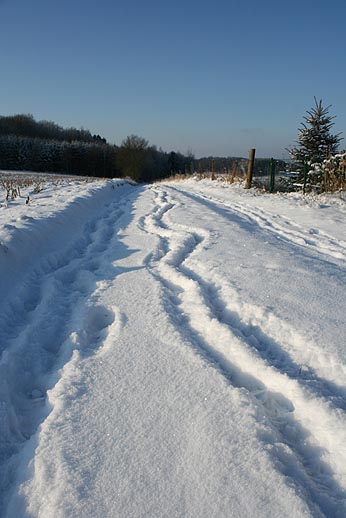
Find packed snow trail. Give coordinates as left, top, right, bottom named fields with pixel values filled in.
left=1, top=179, right=346, bottom=517
left=141, top=186, right=346, bottom=515
left=169, top=185, right=346, bottom=262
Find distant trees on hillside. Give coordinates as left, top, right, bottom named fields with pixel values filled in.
left=0, top=114, right=117, bottom=177
left=0, top=114, right=194, bottom=181
left=194, top=156, right=286, bottom=177
left=1, top=113, right=292, bottom=184
left=0, top=134, right=118, bottom=178
left=197, top=156, right=247, bottom=175
left=0, top=114, right=103, bottom=143
left=116, top=136, right=194, bottom=182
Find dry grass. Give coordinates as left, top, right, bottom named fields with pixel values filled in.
left=0, top=171, right=106, bottom=204
left=322, top=154, right=346, bottom=192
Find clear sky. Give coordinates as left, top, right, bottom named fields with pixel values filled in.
left=1, top=0, right=345, bottom=158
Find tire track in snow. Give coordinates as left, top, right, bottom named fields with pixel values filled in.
left=180, top=252, right=346, bottom=411
left=160, top=187, right=346, bottom=399
left=140, top=185, right=346, bottom=517
left=165, top=185, right=346, bottom=396
left=0, top=192, right=132, bottom=508
left=170, top=186, right=346, bottom=263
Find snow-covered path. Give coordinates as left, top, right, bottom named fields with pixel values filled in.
left=1, top=179, right=346, bottom=517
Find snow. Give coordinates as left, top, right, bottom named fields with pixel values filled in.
left=0, top=176, right=346, bottom=517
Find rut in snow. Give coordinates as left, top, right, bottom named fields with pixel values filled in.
left=165, top=186, right=346, bottom=393
left=169, top=186, right=346, bottom=263
left=139, top=185, right=346, bottom=518
left=0, top=191, right=136, bottom=509
left=153, top=187, right=346, bottom=403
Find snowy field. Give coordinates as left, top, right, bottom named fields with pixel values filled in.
left=0, top=175, right=346, bottom=517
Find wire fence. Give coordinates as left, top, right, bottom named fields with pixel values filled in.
left=252, top=159, right=295, bottom=192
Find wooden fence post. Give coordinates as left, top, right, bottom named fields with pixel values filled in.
left=269, top=158, right=276, bottom=192
left=198, top=161, right=202, bottom=180
left=245, top=148, right=255, bottom=189
left=211, top=159, right=215, bottom=180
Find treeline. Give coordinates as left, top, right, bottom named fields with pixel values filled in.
left=197, top=156, right=247, bottom=175
left=0, top=114, right=117, bottom=177
left=0, top=135, right=117, bottom=177
left=194, top=156, right=287, bottom=177
left=0, top=114, right=194, bottom=181
left=0, top=113, right=288, bottom=182
left=0, top=114, right=105, bottom=143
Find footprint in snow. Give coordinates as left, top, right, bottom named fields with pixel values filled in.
left=77, top=305, right=115, bottom=353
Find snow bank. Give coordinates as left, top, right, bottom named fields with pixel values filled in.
left=0, top=177, right=135, bottom=514
left=0, top=178, right=131, bottom=296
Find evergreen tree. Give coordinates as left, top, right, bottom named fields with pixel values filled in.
left=289, top=97, right=342, bottom=167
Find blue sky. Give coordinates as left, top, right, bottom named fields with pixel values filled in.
left=1, top=0, right=345, bottom=158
